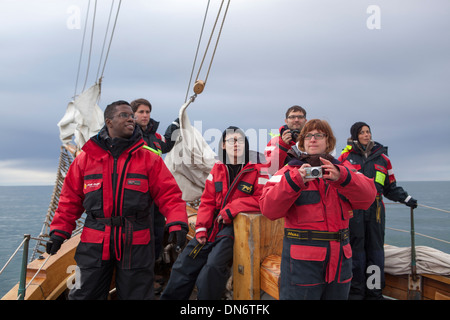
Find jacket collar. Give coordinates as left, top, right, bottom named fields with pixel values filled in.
left=83, top=125, right=144, bottom=159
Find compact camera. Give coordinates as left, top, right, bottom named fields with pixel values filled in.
left=305, top=166, right=323, bottom=179
left=291, top=129, right=300, bottom=141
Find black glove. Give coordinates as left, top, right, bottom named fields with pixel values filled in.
left=168, top=229, right=187, bottom=252
left=405, top=197, right=418, bottom=209
left=46, top=234, right=65, bottom=255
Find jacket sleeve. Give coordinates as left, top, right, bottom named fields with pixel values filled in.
left=50, top=155, right=86, bottom=239
left=160, top=118, right=180, bottom=154
left=219, top=166, right=269, bottom=224
left=148, top=155, right=188, bottom=232
left=264, top=135, right=291, bottom=175
left=260, top=166, right=305, bottom=220
left=380, top=154, right=410, bottom=203
left=194, top=167, right=219, bottom=239
left=330, top=163, right=377, bottom=210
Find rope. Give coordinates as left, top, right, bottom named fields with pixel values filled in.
left=73, top=0, right=122, bottom=97
left=96, top=0, right=116, bottom=80
left=386, top=227, right=450, bottom=245
left=73, top=0, right=92, bottom=97
left=384, top=201, right=450, bottom=246
left=203, top=0, right=230, bottom=85
left=0, top=237, right=28, bottom=277
left=195, top=0, right=230, bottom=84
left=417, top=203, right=450, bottom=214
left=99, top=0, right=122, bottom=80
left=185, top=0, right=230, bottom=97
left=385, top=201, right=450, bottom=214
left=82, top=0, right=98, bottom=92
left=185, top=0, right=211, bottom=102
left=20, top=254, right=53, bottom=300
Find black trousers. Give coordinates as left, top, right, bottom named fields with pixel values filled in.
left=68, top=258, right=154, bottom=300
left=160, top=225, right=234, bottom=300
left=349, top=202, right=386, bottom=300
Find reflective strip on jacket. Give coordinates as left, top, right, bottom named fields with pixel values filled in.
left=50, top=136, right=188, bottom=269
left=259, top=161, right=376, bottom=283
left=195, top=161, right=269, bottom=242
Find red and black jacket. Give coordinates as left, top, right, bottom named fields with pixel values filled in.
left=195, top=161, right=269, bottom=242
left=264, top=125, right=297, bottom=175
left=338, top=141, right=410, bottom=202
left=50, top=127, right=188, bottom=269
left=260, top=157, right=376, bottom=283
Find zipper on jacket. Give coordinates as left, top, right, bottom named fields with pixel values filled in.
left=111, top=157, right=118, bottom=217
left=113, top=142, right=144, bottom=218
left=112, top=142, right=144, bottom=261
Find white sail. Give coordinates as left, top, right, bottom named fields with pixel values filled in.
left=57, top=83, right=104, bottom=149
left=164, top=98, right=216, bottom=202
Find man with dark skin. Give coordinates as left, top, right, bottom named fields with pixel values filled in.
left=47, top=100, right=188, bottom=300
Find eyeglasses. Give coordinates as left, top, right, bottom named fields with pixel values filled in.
left=287, top=115, right=305, bottom=120
left=304, top=133, right=326, bottom=140
left=115, top=112, right=136, bottom=120
left=225, top=138, right=245, bottom=145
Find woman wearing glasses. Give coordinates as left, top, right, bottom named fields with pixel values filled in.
left=161, top=126, right=269, bottom=300
left=260, top=119, right=376, bottom=300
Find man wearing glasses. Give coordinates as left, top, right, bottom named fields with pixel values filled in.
left=265, top=105, right=308, bottom=174
left=46, top=100, right=188, bottom=300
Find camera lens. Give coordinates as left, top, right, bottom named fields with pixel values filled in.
left=311, top=168, right=320, bottom=176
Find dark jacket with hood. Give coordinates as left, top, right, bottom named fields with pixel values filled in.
left=140, top=118, right=179, bottom=155
left=339, top=139, right=411, bottom=205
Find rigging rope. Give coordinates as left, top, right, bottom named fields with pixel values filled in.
left=99, top=0, right=122, bottom=80
left=185, top=0, right=211, bottom=102
left=95, top=0, right=115, bottom=81
left=185, top=0, right=231, bottom=98
left=385, top=202, right=450, bottom=214
left=386, top=227, right=450, bottom=245
left=384, top=202, right=450, bottom=246
left=82, top=0, right=98, bottom=92
left=73, top=0, right=122, bottom=97
left=73, top=0, right=91, bottom=98
left=201, top=0, right=230, bottom=85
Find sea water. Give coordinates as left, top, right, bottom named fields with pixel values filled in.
left=0, top=182, right=449, bottom=298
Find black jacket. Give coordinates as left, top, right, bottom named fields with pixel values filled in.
left=139, top=118, right=179, bottom=154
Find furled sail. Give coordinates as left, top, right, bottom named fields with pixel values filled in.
left=164, top=97, right=216, bottom=202
left=385, top=244, right=450, bottom=276
left=57, top=83, right=104, bottom=149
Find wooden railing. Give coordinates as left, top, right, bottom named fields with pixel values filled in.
left=232, top=212, right=284, bottom=300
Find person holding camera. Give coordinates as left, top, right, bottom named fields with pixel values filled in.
left=264, top=105, right=307, bottom=174
left=338, top=121, right=417, bottom=300
left=260, top=119, right=376, bottom=300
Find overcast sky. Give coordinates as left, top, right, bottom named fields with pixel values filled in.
left=0, top=0, right=449, bottom=185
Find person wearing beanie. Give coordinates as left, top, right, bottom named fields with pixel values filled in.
left=339, top=121, right=418, bottom=300
left=161, top=126, right=269, bottom=300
